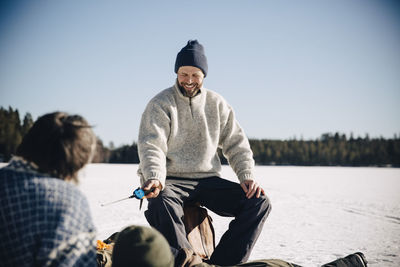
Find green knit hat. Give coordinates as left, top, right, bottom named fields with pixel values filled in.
left=112, top=225, right=174, bottom=267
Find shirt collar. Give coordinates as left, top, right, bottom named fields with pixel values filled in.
left=4, top=156, right=45, bottom=176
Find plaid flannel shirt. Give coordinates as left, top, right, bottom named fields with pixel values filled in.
left=0, top=157, right=97, bottom=267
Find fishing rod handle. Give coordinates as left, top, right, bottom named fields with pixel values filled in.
left=133, top=187, right=153, bottom=199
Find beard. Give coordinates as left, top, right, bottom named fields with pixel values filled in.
left=178, top=81, right=202, bottom=97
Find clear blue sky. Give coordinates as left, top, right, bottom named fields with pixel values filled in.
left=1, top=0, right=399, bottom=147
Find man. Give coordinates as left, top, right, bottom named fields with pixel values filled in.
left=0, top=112, right=97, bottom=267
left=137, top=40, right=271, bottom=266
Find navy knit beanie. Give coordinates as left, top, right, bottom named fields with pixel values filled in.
left=174, top=40, right=208, bottom=77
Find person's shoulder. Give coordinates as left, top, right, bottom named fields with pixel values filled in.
left=203, top=87, right=227, bottom=102
left=37, top=178, right=94, bottom=226
left=1, top=174, right=91, bottom=220
left=30, top=177, right=89, bottom=207
left=203, top=87, right=232, bottom=111
left=145, top=86, right=176, bottom=111
left=151, top=86, right=175, bottom=101
left=0, top=167, right=47, bottom=190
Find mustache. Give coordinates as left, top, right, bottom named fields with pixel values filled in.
left=181, top=82, right=198, bottom=87
left=179, top=82, right=199, bottom=90
left=178, top=82, right=201, bottom=97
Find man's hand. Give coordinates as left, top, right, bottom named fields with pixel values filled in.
left=142, top=179, right=162, bottom=199
left=240, top=180, right=265, bottom=199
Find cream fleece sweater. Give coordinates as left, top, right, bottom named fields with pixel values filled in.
left=137, top=83, right=255, bottom=189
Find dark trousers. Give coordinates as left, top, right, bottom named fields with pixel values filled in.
left=144, top=176, right=272, bottom=266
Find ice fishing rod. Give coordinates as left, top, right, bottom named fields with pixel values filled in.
left=100, top=187, right=151, bottom=209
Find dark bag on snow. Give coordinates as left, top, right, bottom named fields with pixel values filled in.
left=321, top=252, right=367, bottom=267
left=234, top=252, right=367, bottom=267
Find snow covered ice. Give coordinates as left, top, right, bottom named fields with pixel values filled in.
left=78, top=164, right=400, bottom=266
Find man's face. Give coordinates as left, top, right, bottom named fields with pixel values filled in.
left=177, top=66, right=204, bottom=96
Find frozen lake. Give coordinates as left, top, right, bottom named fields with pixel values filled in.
left=77, top=164, right=400, bottom=266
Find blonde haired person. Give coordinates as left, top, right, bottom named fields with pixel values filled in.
left=0, top=112, right=97, bottom=267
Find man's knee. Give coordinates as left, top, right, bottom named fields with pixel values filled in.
left=147, top=188, right=180, bottom=209
left=252, top=194, right=272, bottom=218
left=145, top=190, right=184, bottom=227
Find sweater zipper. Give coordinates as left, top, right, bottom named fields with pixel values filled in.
left=189, top=97, right=194, bottom=118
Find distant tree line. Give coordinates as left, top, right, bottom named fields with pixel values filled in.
left=0, top=107, right=34, bottom=162
left=1, top=107, right=399, bottom=167
left=104, top=134, right=400, bottom=167
left=249, top=133, right=400, bottom=167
